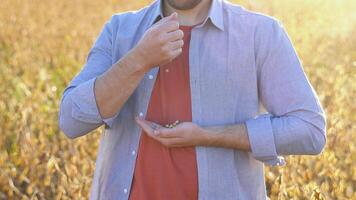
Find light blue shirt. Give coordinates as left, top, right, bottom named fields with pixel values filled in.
left=58, top=0, right=327, bottom=199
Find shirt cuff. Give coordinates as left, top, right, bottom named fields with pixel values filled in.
left=245, top=113, right=286, bottom=166
left=102, top=114, right=118, bottom=129
left=70, top=77, right=117, bottom=129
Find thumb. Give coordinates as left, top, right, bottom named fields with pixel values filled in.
left=169, top=12, right=178, bottom=21
left=156, top=12, right=178, bottom=25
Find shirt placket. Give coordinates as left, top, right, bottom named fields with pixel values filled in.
left=122, top=66, right=160, bottom=199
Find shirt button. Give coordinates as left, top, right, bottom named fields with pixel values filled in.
left=148, top=74, right=154, bottom=79
left=123, top=188, right=128, bottom=194
left=139, top=112, right=144, bottom=117
left=131, top=150, right=136, bottom=155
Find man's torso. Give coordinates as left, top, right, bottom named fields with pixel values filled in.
left=89, top=1, right=279, bottom=199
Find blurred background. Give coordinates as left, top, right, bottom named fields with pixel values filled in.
left=0, top=0, right=355, bottom=199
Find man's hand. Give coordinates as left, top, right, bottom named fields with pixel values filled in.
left=132, top=12, right=184, bottom=72
left=135, top=116, right=208, bottom=148
left=135, top=116, right=251, bottom=150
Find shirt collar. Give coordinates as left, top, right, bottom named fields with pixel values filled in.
left=149, top=0, right=224, bottom=31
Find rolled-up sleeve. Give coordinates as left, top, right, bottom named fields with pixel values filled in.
left=68, top=77, right=117, bottom=125
left=58, top=15, right=119, bottom=139
left=245, top=18, right=327, bottom=166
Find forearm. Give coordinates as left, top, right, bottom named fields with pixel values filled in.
left=59, top=49, right=149, bottom=138
left=200, top=123, right=251, bottom=151
left=95, top=49, right=148, bottom=118
left=95, top=13, right=184, bottom=119
left=59, top=13, right=183, bottom=139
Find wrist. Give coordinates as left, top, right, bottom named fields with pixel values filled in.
left=198, top=126, right=216, bottom=146
left=129, top=47, right=151, bottom=72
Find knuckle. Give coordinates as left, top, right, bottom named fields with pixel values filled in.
left=162, top=141, right=170, bottom=146
left=178, top=30, right=184, bottom=38
left=162, top=51, right=171, bottom=61
left=179, top=40, right=184, bottom=47
left=158, top=34, right=166, bottom=45
left=168, top=51, right=175, bottom=58
left=166, top=23, right=173, bottom=31
left=147, top=27, right=156, bottom=35
left=169, top=21, right=179, bottom=29
left=161, top=45, right=169, bottom=53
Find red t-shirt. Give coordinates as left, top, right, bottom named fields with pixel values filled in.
left=129, top=25, right=198, bottom=200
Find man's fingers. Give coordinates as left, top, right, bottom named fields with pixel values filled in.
left=135, top=117, right=156, bottom=135
left=165, top=29, right=184, bottom=42
left=156, top=128, right=182, bottom=138
left=169, top=40, right=184, bottom=50
left=169, top=48, right=183, bottom=59
left=134, top=117, right=184, bottom=143
left=135, top=117, right=151, bottom=133
left=170, top=12, right=178, bottom=21
left=135, top=117, right=169, bottom=137
left=158, top=21, right=180, bottom=33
